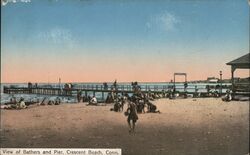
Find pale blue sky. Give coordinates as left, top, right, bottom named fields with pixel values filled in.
left=1, top=0, right=249, bottom=82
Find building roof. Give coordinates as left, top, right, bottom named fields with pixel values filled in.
left=226, top=53, right=250, bottom=69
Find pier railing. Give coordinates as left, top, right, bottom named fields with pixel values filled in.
left=3, top=83, right=232, bottom=97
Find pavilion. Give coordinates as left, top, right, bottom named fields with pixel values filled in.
left=226, top=53, right=250, bottom=94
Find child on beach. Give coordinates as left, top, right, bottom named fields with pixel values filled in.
left=125, top=101, right=138, bottom=133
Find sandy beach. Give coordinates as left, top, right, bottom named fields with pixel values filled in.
left=1, top=98, right=249, bottom=155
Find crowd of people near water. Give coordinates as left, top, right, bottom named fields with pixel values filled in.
left=0, top=81, right=240, bottom=134
left=1, top=80, right=237, bottom=111
left=0, top=96, right=63, bottom=110
left=5, top=97, right=28, bottom=109
left=108, top=81, right=161, bottom=114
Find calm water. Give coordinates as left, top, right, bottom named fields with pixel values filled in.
left=0, top=82, right=231, bottom=104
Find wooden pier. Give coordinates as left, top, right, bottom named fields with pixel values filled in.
left=3, top=83, right=232, bottom=100
left=3, top=85, right=172, bottom=97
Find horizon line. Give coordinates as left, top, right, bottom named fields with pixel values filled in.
left=1, top=78, right=245, bottom=84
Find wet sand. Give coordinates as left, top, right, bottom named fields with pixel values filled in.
left=1, top=98, right=249, bottom=155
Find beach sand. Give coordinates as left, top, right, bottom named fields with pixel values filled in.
left=1, top=98, right=249, bottom=155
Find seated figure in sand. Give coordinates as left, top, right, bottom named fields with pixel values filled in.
left=136, top=99, right=145, bottom=113
left=88, top=96, right=98, bottom=105
left=111, top=95, right=125, bottom=112
left=105, top=92, right=114, bottom=103
left=55, top=97, right=61, bottom=105
left=17, top=98, right=27, bottom=109
left=222, top=90, right=232, bottom=102
left=145, top=99, right=160, bottom=113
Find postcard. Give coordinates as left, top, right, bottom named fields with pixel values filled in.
left=1, top=0, right=249, bottom=155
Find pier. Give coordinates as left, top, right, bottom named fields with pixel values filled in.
left=3, top=83, right=233, bottom=100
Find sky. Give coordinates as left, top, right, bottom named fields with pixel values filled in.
left=1, top=0, right=249, bottom=83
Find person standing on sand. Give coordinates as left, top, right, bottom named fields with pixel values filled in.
left=77, top=90, right=82, bottom=103
left=125, top=101, right=138, bottom=133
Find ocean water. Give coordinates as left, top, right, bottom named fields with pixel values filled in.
left=0, top=82, right=231, bottom=104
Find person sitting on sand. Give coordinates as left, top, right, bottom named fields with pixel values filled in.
left=161, top=90, right=167, bottom=98
left=88, top=96, right=97, bottom=105
left=17, top=98, right=27, bottom=109
left=146, top=100, right=160, bottom=113
left=169, top=88, right=177, bottom=99
left=222, top=90, right=232, bottom=102
left=111, top=101, right=122, bottom=112
left=112, top=95, right=125, bottom=112
left=55, top=97, right=61, bottom=105
left=147, top=93, right=154, bottom=101
left=136, top=99, right=145, bottom=113
left=212, top=90, right=219, bottom=97
left=125, top=101, right=138, bottom=133
left=87, top=95, right=92, bottom=102
left=48, top=100, right=55, bottom=105
left=183, top=92, right=188, bottom=99
left=105, top=93, right=113, bottom=103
